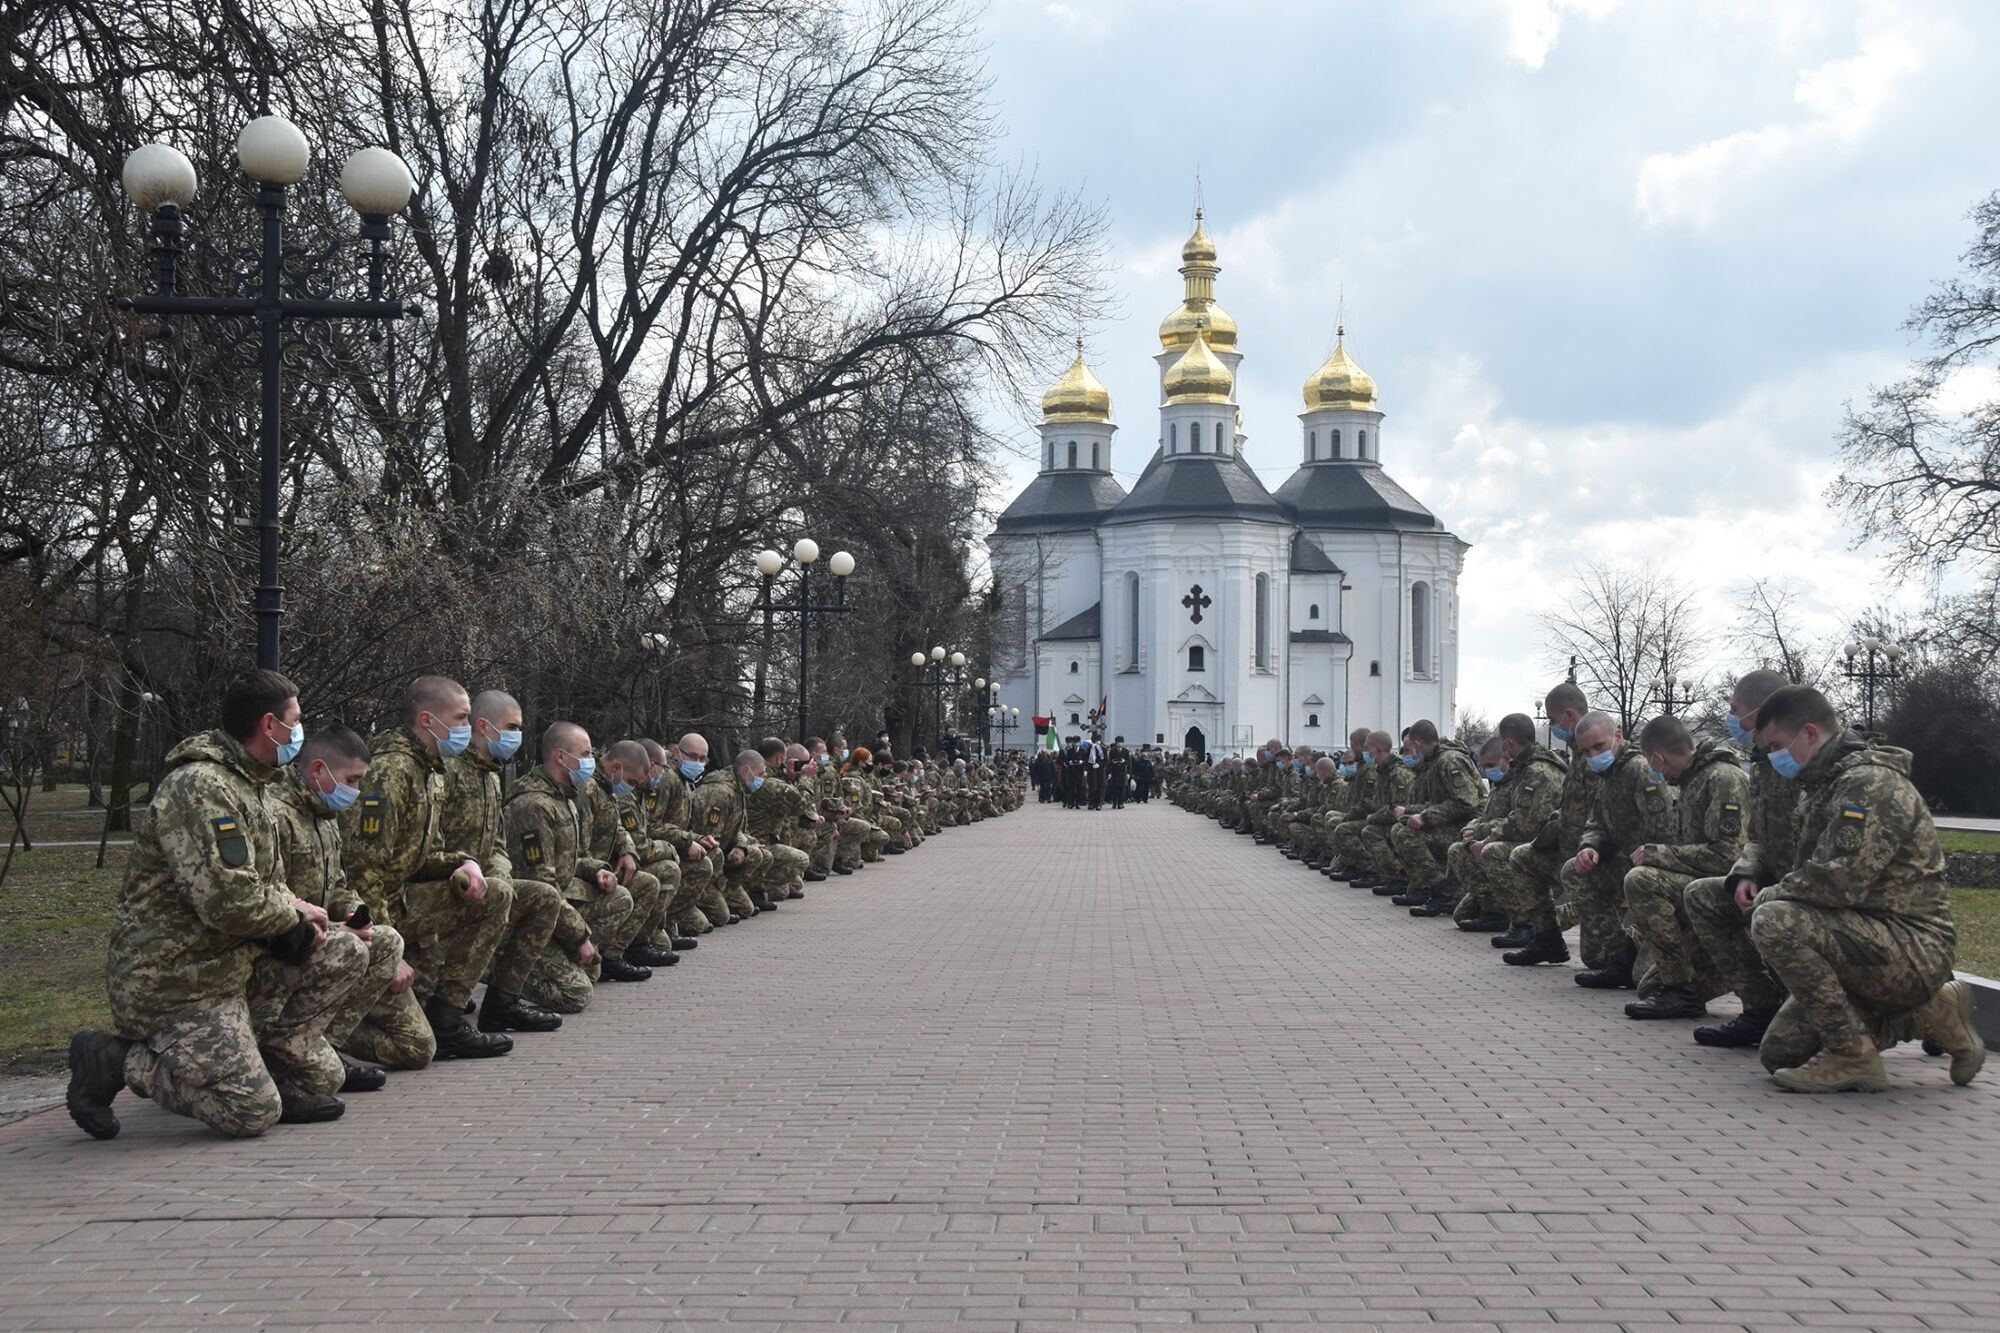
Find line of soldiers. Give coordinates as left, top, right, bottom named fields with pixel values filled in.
left=1165, top=674, right=1984, bottom=1094
left=65, top=670, right=1023, bottom=1139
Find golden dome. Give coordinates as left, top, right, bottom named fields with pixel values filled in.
left=1041, top=340, right=1112, bottom=424
left=1159, top=208, right=1238, bottom=350
left=1181, top=212, right=1217, bottom=264
left=1302, top=328, right=1377, bottom=411
left=1163, top=330, right=1234, bottom=405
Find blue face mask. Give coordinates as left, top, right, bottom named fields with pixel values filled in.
left=1338, top=763, right=1357, bottom=778
left=1401, top=753, right=1420, bottom=768
left=1585, top=749, right=1616, bottom=774
left=570, top=754, right=595, bottom=786
left=1724, top=711, right=1752, bottom=745
left=489, top=728, right=523, bottom=761
left=1649, top=768, right=1668, bottom=786
left=317, top=770, right=360, bottom=813
left=679, top=759, right=705, bottom=782
left=1360, top=752, right=1374, bottom=767
left=1552, top=724, right=1573, bottom=745
left=1767, top=744, right=1803, bottom=780
left=748, top=775, right=765, bottom=793
left=1484, top=766, right=1507, bottom=784
left=273, top=718, right=304, bottom=766
left=648, top=771, right=665, bottom=789
left=611, top=779, right=633, bottom=798
left=439, top=723, right=472, bottom=758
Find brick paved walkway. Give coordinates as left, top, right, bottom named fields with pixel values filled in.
left=2, top=800, right=1997, bottom=1330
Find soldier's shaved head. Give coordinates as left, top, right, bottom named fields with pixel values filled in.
left=1574, top=711, right=1619, bottom=753
left=1637, top=714, right=1694, bottom=756
left=1408, top=719, right=1440, bottom=746
left=1349, top=727, right=1370, bottom=750
left=403, top=674, right=469, bottom=728
left=1367, top=730, right=1393, bottom=750
left=1545, top=681, right=1587, bottom=717
left=758, top=735, right=787, bottom=763
left=301, top=723, right=369, bottom=770
left=786, top=743, right=809, bottom=762
left=604, top=739, right=648, bottom=772
left=1732, top=668, right=1790, bottom=712
left=543, top=720, right=589, bottom=756
left=1478, top=736, right=1506, bottom=759
left=640, top=738, right=667, bottom=764
left=1314, top=756, right=1336, bottom=777
left=734, top=749, right=766, bottom=780
left=1756, top=684, right=1839, bottom=736
left=676, top=731, right=709, bottom=761
left=471, top=689, right=520, bottom=726
left=1497, top=712, right=1536, bottom=748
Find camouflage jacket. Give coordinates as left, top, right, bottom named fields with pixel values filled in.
left=691, top=769, right=756, bottom=850
left=1731, top=746, right=1802, bottom=886
left=107, top=730, right=302, bottom=1032
left=1465, top=766, right=1519, bottom=840
left=273, top=769, right=362, bottom=921
left=1498, top=745, right=1567, bottom=849
left=1638, top=742, right=1750, bottom=880
left=746, top=774, right=808, bottom=842
left=439, top=748, right=514, bottom=882
left=580, top=771, right=639, bottom=866
left=641, top=769, right=700, bottom=856
left=1552, top=748, right=1601, bottom=859
left=1755, top=726, right=1951, bottom=928
left=1339, top=761, right=1386, bottom=823
left=1410, top=739, right=1485, bottom=828
left=502, top=767, right=606, bottom=902
left=1366, top=761, right=1418, bottom=825
left=1579, top=743, right=1676, bottom=861
left=340, top=728, right=473, bottom=924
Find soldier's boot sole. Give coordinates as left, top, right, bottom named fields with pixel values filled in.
left=1772, top=1043, right=1889, bottom=1094
left=1916, top=979, right=1985, bottom=1086
left=1503, top=933, right=1570, bottom=967
left=279, top=1092, right=347, bottom=1124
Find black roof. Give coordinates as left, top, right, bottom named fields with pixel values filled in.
left=1272, top=461, right=1443, bottom=531
left=1289, top=533, right=1344, bottom=574
left=1289, top=629, right=1353, bottom=645
left=1101, top=448, right=1288, bottom=526
left=1042, top=603, right=1101, bottom=641
left=993, top=470, right=1128, bottom=534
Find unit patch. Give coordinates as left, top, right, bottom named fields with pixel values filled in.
left=358, top=796, right=384, bottom=840
left=212, top=816, right=248, bottom=867
left=520, top=830, right=543, bottom=865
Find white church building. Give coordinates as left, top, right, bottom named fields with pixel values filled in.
left=986, top=213, right=1468, bottom=758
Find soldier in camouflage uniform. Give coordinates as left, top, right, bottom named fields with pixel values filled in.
left=1387, top=720, right=1486, bottom=915
left=1566, top=710, right=1676, bottom=988
left=1746, top=686, right=1981, bottom=1092
left=780, top=743, right=832, bottom=880
left=692, top=749, right=801, bottom=909
left=744, top=738, right=817, bottom=900
left=1684, top=669, right=1798, bottom=1048
left=1445, top=736, right=1516, bottom=929
left=272, top=725, right=422, bottom=1086
left=503, top=721, right=635, bottom=1009
left=1492, top=683, right=1592, bottom=965
left=1355, top=735, right=1418, bottom=892
left=634, top=738, right=715, bottom=942
left=341, top=676, right=514, bottom=1059
left=1461, top=717, right=1568, bottom=943
left=439, top=691, right=567, bottom=1034
left=1330, top=738, right=1395, bottom=881
left=813, top=739, right=875, bottom=874
left=68, top=670, right=367, bottom=1140
left=581, top=741, right=673, bottom=967
left=668, top=733, right=740, bottom=925
left=1620, top=714, right=1748, bottom=1020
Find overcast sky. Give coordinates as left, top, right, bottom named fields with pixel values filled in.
left=972, top=0, right=2000, bottom=721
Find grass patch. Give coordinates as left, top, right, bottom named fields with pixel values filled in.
left=0, top=844, right=121, bottom=1073
left=1941, top=829, right=2000, bottom=855
left=1953, top=887, right=2000, bottom=979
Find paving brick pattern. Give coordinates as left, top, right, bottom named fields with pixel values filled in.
left=1, top=800, right=1996, bottom=1330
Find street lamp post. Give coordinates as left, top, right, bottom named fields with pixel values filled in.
left=118, top=120, right=421, bottom=670
left=1843, top=637, right=1905, bottom=733
left=989, top=703, right=1020, bottom=755
left=751, top=540, right=857, bottom=741
left=909, top=646, right=962, bottom=755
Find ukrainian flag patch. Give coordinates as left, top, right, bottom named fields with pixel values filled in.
left=1841, top=803, right=1867, bottom=821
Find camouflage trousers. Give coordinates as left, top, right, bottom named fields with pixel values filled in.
left=400, top=875, right=513, bottom=1010
left=635, top=855, right=692, bottom=944
left=123, top=931, right=368, bottom=1138
left=1623, top=866, right=1725, bottom=995
left=1357, top=822, right=1404, bottom=878
left=1327, top=819, right=1371, bottom=871
left=766, top=841, right=812, bottom=898
left=331, top=923, right=435, bottom=1071
left=832, top=817, right=877, bottom=871
left=1446, top=839, right=1514, bottom=918
left=600, top=869, right=662, bottom=960
left=1683, top=876, right=1786, bottom=1015
left=811, top=820, right=841, bottom=872
left=1488, top=844, right=1559, bottom=931
left=1389, top=820, right=1461, bottom=894
left=525, top=884, right=633, bottom=1013
left=1750, top=898, right=1954, bottom=1071
left=1559, top=854, right=1630, bottom=969
left=490, top=877, right=563, bottom=995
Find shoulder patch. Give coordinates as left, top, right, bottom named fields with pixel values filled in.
left=1841, top=803, right=1867, bottom=820
left=707, top=809, right=722, bottom=827
left=619, top=806, right=639, bottom=832
left=358, top=795, right=384, bottom=840
left=212, top=815, right=248, bottom=868
left=520, top=829, right=543, bottom=865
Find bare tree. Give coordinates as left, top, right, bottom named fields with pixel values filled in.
left=1728, top=578, right=1837, bottom=687
left=1539, top=561, right=1706, bottom=734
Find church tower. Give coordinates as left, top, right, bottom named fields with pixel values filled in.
left=1037, top=338, right=1117, bottom=475
left=1298, top=328, right=1383, bottom=464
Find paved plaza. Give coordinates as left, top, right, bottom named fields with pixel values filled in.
left=1, top=800, right=1996, bottom=1331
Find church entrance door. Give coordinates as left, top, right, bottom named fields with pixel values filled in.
left=1183, top=725, right=1206, bottom=761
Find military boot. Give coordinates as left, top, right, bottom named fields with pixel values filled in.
left=1575, top=941, right=1637, bottom=989
left=598, top=956, right=653, bottom=982
left=1391, top=885, right=1428, bottom=906
left=279, top=1090, right=347, bottom=1124
left=1459, top=912, right=1509, bottom=933
left=1410, top=890, right=1456, bottom=917
left=1915, top=979, right=1985, bottom=1086
left=65, top=1031, right=132, bottom=1140
left=479, top=989, right=563, bottom=1034
left=804, top=869, right=828, bottom=882
left=1371, top=878, right=1403, bottom=897
left=1491, top=922, right=1535, bottom=948
left=338, top=1052, right=389, bottom=1092
left=626, top=941, right=680, bottom=968
left=1624, top=983, right=1705, bottom=1020
left=1772, top=1039, right=1889, bottom=1093
left=672, top=935, right=698, bottom=950
left=1694, top=1008, right=1776, bottom=1047
left=1503, top=930, right=1570, bottom=966
left=426, top=997, right=516, bottom=1057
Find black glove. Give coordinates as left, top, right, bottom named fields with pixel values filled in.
left=261, top=910, right=321, bottom=965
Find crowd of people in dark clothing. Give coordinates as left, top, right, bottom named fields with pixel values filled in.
left=1027, top=733, right=1158, bottom=810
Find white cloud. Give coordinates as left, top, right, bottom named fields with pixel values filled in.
left=1504, top=0, right=1626, bottom=70
left=1635, top=31, right=1921, bottom=230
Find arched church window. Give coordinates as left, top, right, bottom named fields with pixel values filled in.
left=1307, top=713, right=1320, bottom=728
left=1045, top=441, right=1053, bottom=469
left=1358, top=429, right=1369, bottom=459
left=1068, top=659, right=1080, bottom=674
left=1123, top=571, right=1140, bottom=669
left=1190, top=421, right=1202, bottom=453
left=1331, top=428, right=1342, bottom=458
left=1309, top=430, right=1317, bottom=460
left=1067, top=441, right=1078, bottom=469
left=1091, top=441, right=1100, bottom=470
left=1070, top=712, right=1079, bottom=724
left=1187, top=645, right=1205, bottom=672
left=1309, top=603, right=1320, bottom=621
left=1411, top=581, right=1432, bottom=677
left=1168, top=421, right=1177, bottom=451
left=1254, top=574, right=1271, bottom=671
